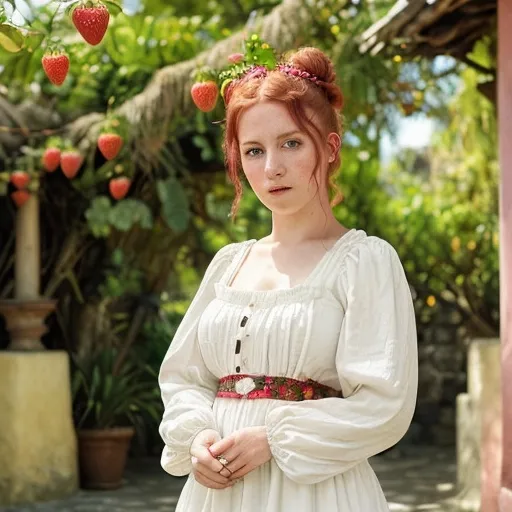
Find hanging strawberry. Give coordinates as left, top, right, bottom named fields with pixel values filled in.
left=42, top=147, right=61, bottom=172
left=109, top=176, right=131, bottom=200
left=98, top=133, right=123, bottom=160
left=60, top=150, right=83, bottom=179
left=68, top=1, right=122, bottom=46
left=11, top=190, right=30, bottom=208
left=191, top=81, right=219, bottom=112
left=190, top=66, right=219, bottom=112
left=41, top=51, right=70, bottom=86
left=10, top=171, right=30, bottom=190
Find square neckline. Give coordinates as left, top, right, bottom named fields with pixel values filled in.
left=222, top=228, right=359, bottom=296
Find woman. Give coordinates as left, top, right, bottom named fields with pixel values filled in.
left=159, top=45, right=418, bottom=511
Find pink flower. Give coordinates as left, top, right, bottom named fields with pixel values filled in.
left=228, top=53, right=244, bottom=64
left=244, top=65, right=267, bottom=81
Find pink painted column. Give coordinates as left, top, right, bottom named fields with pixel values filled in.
left=499, top=0, right=512, bottom=510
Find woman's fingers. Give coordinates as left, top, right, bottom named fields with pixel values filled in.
left=194, top=467, right=232, bottom=488
left=194, top=472, right=233, bottom=490
left=209, top=435, right=236, bottom=458
left=219, top=466, right=233, bottom=478
left=193, top=448, right=226, bottom=473
left=217, top=453, right=245, bottom=478
left=192, top=457, right=231, bottom=485
left=227, top=464, right=251, bottom=480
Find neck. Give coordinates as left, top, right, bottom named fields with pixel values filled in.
left=268, top=196, right=346, bottom=246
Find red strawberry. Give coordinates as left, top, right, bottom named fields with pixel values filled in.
left=191, top=81, right=218, bottom=112
left=72, top=3, right=110, bottom=46
left=42, top=147, right=61, bottom=172
left=109, top=177, right=131, bottom=200
left=228, top=53, right=244, bottom=64
left=10, top=171, right=30, bottom=190
left=11, top=190, right=30, bottom=207
left=98, top=133, right=123, bottom=160
left=41, top=52, right=70, bottom=86
left=60, top=151, right=83, bottom=179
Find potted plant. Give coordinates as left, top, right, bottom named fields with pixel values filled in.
left=71, top=347, right=161, bottom=489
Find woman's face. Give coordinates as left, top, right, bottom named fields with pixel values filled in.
left=237, top=101, right=336, bottom=216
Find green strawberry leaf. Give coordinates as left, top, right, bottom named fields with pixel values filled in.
left=85, top=196, right=112, bottom=238
left=109, top=199, right=153, bottom=231
left=0, top=24, right=24, bottom=53
left=156, top=177, right=190, bottom=233
left=102, top=0, right=123, bottom=15
left=64, top=2, right=81, bottom=17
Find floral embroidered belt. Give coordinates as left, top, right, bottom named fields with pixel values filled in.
left=216, top=374, right=343, bottom=401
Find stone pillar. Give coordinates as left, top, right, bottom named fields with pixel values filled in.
left=0, top=161, right=78, bottom=506
left=456, top=392, right=480, bottom=510
left=479, top=340, right=502, bottom=512
left=0, top=351, right=78, bottom=506
left=498, top=0, right=512, bottom=510
left=456, top=339, right=501, bottom=511
left=14, top=194, right=41, bottom=300
left=0, top=299, right=56, bottom=351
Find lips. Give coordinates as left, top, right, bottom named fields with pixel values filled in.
left=269, top=186, right=291, bottom=193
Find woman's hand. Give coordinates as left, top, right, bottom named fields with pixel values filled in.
left=190, top=429, right=235, bottom=490
left=208, top=426, right=272, bottom=480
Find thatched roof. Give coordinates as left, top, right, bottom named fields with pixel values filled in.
left=359, top=0, right=496, bottom=64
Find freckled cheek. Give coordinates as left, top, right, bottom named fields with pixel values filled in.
left=241, top=162, right=264, bottom=188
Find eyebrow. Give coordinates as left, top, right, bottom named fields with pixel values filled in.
left=240, top=130, right=301, bottom=146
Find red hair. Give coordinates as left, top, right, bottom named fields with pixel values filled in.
left=222, top=47, right=344, bottom=219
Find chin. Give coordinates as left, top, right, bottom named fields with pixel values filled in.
left=265, top=203, right=306, bottom=216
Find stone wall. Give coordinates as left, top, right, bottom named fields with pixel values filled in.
left=403, top=304, right=472, bottom=447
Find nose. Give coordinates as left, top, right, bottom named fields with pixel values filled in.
left=264, top=153, right=285, bottom=179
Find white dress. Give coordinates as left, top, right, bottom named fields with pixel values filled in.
left=159, top=229, right=418, bottom=512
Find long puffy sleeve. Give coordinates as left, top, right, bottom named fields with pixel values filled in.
left=158, top=243, right=238, bottom=476
left=265, top=237, right=418, bottom=484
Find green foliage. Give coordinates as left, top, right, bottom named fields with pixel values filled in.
left=156, top=177, right=191, bottom=233
left=338, top=65, right=499, bottom=335
left=71, top=348, right=161, bottom=430
left=0, top=23, right=24, bottom=52
left=99, top=248, right=144, bottom=299
left=85, top=196, right=153, bottom=237
left=0, top=2, right=229, bottom=109
left=142, top=0, right=280, bottom=27
left=1, top=0, right=497, bottom=364
left=138, top=306, right=184, bottom=368
left=64, top=0, right=123, bottom=17
left=218, top=34, right=276, bottom=78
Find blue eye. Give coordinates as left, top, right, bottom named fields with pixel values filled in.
left=245, top=148, right=262, bottom=157
left=284, top=140, right=301, bottom=149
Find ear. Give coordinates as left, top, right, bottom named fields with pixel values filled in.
left=327, top=133, right=341, bottom=163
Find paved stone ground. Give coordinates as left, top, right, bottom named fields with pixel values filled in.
left=2, top=447, right=461, bottom=512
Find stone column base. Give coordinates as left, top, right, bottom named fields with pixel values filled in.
left=455, top=393, right=480, bottom=511
left=455, top=338, right=502, bottom=512
left=0, top=351, right=78, bottom=506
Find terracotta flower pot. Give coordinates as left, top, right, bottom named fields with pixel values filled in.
left=77, top=427, right=135, bottom=490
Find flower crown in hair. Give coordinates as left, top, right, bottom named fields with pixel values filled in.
left=190, top=34, right=322, bottom=113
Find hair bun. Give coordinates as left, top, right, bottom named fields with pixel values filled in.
left=288, top=47, right=344, bottom=110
